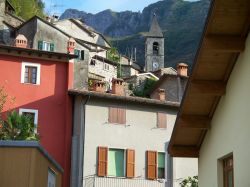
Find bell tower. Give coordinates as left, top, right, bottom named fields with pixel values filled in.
left=145, top=14, right=164, bottom=72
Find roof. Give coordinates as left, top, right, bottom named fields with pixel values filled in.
left=148, top=73, right=188, bottom=95
left=56, top=18, right=111, bottom=48
left=92, top=55, right=118, bottom=66
left=0, top=141, right=63, bottom=173
left=168, top=0, right=250, bottom=158
left=0, top=44, right=77, bottom=61
left=68, top=18, right=95, bottom=36
left=69, top=89, right=180, bottom=108
left=16, top=16, right=88, bottom=50
left=147, top=15, right=163, bottom=38
left=152, top=67, right=178, bottom=76
left=121, top=63, right=142, bottom=71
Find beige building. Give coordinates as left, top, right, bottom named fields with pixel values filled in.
left=69, top=80, right=197, bottom=187
left=168, top=1, right=250, bottom=187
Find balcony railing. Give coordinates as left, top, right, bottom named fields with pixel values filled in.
left=83, top=175, right=168, bottom=187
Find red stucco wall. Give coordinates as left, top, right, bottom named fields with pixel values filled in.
left=0, top=54, right=72, bottom=187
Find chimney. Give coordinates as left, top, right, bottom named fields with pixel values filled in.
left=67, top=37, right=76, bottom=54
left=93, top=81, right=106, bottom=93
left=158, top=89, right=166, bottom=101
left=177, top=63, right=188, bottom=77
left=14, top=34, right=28, bottom=48
left=112, top=78, right=124, bottom=96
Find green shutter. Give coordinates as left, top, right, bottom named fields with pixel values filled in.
left=108, top=149, right=125, bottom=177
left=50, top=43, right=55, bottom=52
left=38, top=41, right=43, bottom=50
left=81, top=50, right=85, bottom=60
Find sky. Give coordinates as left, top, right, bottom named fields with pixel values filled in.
left=43, top=0, right=200, bottom=16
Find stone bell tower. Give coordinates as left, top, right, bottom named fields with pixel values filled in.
left=145, top=14, right=164, bottom=72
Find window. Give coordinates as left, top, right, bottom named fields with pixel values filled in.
left=74, top=49, right=85, bottom=60
left=153, top=42, right=159, bottom=55
left=157, top=152, right=165, bottom=179
left=21, top=62, right=41, bottom=85
left=47, top=168, right=56, bottom=187
left=157, top=112, right=167, bottom=128
left=223, top=155, right=234, bottom=187
left=19, top=108, right=38, bottom=132
left=90, top=59, right=96, bottom=66
left=108, top=107, right=126, bottom=124
left=38, top=41, right=54, bottom=52
left=108, top=149, right=125, bottom=177
left=103, top=63, right=109, bottom=70
left=97, top=147, right=135, bottom=178
left=147, top=151, right=165, bottom=180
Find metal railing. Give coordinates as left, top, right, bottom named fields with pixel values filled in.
left=83, top=175, right=167, bottom=187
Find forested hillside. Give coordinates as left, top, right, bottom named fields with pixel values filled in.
left=8, top=0, right=45, bottom=20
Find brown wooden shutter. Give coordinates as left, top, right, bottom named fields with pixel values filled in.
left=157, top=112, right=167, bottom=128
left=118, top=108, right=126, bottom=124
left=98, top=146, right=108, bottom=176
left=109, top=107, right=126, bottom=124
left=147, top=151, right=157, bottom=180
left=109, top=107, right=117, bottom=123
left=126, top=149, right=135, bottom=178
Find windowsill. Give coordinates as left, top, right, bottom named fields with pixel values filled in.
left=21, top=82, right=39, bottom=86
left=105, top=122, right=131, bottom=127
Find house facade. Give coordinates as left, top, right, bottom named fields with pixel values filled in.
left=0, top=40, right=76, bottom=187
left=168, top=1, right=250, bottom=187
left=69, top=81, right=198, bottom=187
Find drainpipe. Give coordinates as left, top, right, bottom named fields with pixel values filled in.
left=71, top=95, right=90, bottom=187
left=81, top=95, right=90, bottom=185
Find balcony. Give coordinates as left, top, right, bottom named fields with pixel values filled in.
left=83, top=175, right=168, bottom=187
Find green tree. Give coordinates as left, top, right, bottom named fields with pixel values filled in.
left=0, top=110, right=39, bottom=141
left=107, top=47, right=120, bottom=63
left=180, top=176, right=198, bottom=187
left=8, top=0, right=45, bottom=20
left=133, top=78, right=157, bottom=97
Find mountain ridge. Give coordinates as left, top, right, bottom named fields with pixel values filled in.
left=60, top=0, right=211, bottom=69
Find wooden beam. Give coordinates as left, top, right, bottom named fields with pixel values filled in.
left=204, top=35, right=245, bottom=52
left=190, top=80, right=226, bottom=96
left=168, top=146, right=199, bottom=158
left=179, top=115, right=211, bottom=130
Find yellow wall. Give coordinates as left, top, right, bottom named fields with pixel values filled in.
left=0, top=147, right=62, bottom=187
left=199, top=33, right=250, bottom=187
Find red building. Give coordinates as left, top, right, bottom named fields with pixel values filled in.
left=0, top=35, right=77, bottom=187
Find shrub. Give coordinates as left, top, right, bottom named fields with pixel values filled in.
left=180, top=176, right=198, bottom=187
left=0, top=110, right=39, bottom=141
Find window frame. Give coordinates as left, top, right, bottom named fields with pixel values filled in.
left=21, top=62, right=41, bottom=85
left=223, top=155, right=234, bottom=187
left=107, top=148, right=126, bottom=177
left=19, top=108, right=38, bottom=132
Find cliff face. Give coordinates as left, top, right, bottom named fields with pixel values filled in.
left=60, top=0, right=211, bottom=68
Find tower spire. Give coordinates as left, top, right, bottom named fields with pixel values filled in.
left=147, top=14, right=163, bottom=38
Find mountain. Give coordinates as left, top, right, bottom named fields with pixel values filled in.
left=60, top=0, right=211, bottom=69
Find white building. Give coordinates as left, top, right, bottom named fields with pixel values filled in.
left=168, top=0, right=250, bottom=187
left=69, top=79, right=197, bottom=187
